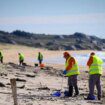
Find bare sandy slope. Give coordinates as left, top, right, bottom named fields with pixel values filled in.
left=0, top=44, right=105, bottom=105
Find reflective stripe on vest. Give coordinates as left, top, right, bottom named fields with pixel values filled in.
left=65, top=57, right=80, bottom=76
left=89, top=55, right=103, bottom=75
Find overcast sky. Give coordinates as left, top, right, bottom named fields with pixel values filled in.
left=0, top=0, right=105, bottom=38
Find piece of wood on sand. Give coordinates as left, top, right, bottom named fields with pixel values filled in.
left=10, top=78, right=18, bottom=105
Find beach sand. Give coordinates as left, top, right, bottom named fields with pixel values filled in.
left=0, top=44, right=105, bottom=105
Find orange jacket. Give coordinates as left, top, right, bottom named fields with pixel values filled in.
left=87, top=56, right=93, bottom=67
left=66, top=57, right=75, bottom=71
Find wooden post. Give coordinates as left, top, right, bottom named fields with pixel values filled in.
left=10, top=78, right=18, bottom=105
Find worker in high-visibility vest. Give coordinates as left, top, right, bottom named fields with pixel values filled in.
left=37, top=52, right=43, bottom=65
left=18, top=53, right=24, bottom=66
left=86, top=52, right=103, bottom=100
left=63, top=52, right=80, bottom=97
left=0, top=51, right=3, bottom=63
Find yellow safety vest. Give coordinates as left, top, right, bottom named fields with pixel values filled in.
left=38, top=53, right=43, bottom=60
left=19, top=54, right=24, bottom=61
left=65, top=57, right=80, bottom=77
left=0, top=52, right=3, bottom=58
left=89, top=55, right=103, bottom=75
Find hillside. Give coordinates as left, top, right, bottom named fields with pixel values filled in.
left=0, top=30, right=105, bottom=50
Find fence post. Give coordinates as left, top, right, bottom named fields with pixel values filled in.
left=10, top=78, right=18, bottom=105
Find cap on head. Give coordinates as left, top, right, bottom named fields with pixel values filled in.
left=90, top=52, right=95, bottom=56
left=63, top=52, right=70, bottom=57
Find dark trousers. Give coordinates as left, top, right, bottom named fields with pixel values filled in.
left=89, top=74, right=101, bottom=99
left=0, top=57, right=3, bottom=63
left=19, top=60, right=24, bottom=66
left=38, top=60, right=42, bottom=65
left=68, top=75, right=79, bottom=96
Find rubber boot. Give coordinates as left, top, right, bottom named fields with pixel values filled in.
left=84, top=94, right=96, bottom=100
left=98, top=95, right=101, bottom=100
left=68, top=86, right=73, bottom=97
left=74, top=85, right=79, bottom=96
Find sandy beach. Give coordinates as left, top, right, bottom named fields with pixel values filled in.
left=0, top=44, right=105, bottom=105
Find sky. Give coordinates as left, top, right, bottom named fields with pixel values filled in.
left=0, top=0, right=105, bottom=38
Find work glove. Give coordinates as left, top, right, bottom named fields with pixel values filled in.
left=63, top=70, right=67, bottom=75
